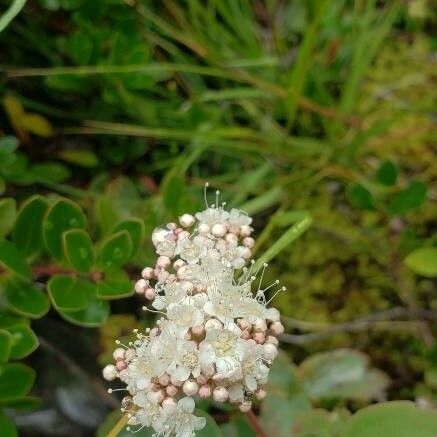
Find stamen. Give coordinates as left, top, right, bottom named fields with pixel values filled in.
left=204, top=182, right=209, bottom=208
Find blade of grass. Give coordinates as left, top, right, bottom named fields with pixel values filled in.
left=340, top=2, right=401, bottom=113
left=285, top=0, right=331, bottom=129
left=0, top=0, right=26, bottom=33
left=253, top=211, right=312, bottom=271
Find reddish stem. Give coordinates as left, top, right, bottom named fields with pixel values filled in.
left=245, top=410, right=268, bottom=437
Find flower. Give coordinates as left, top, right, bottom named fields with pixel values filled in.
left=153, top=282, right=187, bottom=310
left=228, top=208, right=252, bottom=228
left=195, top=207, right=229, bottom=227
left=199, top=327, right=245, bottom=378
left=167, top=303, right=204, bottom=336
left=157, top=397, right=206, bottom=437
left=103, top=186, right=285, bottom=436
left=177, top=236, right=208, bottom=264
left=168, top=341, right=202, bottom=382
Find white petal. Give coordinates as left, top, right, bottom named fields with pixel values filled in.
left=178, top=397, right=195, bottom=413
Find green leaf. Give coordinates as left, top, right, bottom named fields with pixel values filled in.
left=0, top=136, right=19, bottom=156
left=97, top=270, right=134, bottom=300
left=13, top=195, right=49, bottom=257
left=2, top=396, right=41, bottom=411
left=0, top=329, right=12, bottom=363
left=0, top=411, right=17, bottom=437
left=97, top=230, right=133, bottom=271
left=63, top=229, right=95, bottom=273
left=298, top=349, right=388, bottom=401
left=6, top=324, right=39, bottom=359
left=388, top=181, right=427, bottom=215
left=343, top=401, right=437, bottom=437
left=404, top=247, right=437, bottom=278
left=266, top=351, right=298, bottom=396
left=0, top=239, right=30, bottom=278
left=0, top=363, right=35, bottom=402
left=293, top=409, right=348, bottom=437
left=58, top=285, right=109, bottom=327
left=28, top=162, right=70, bottom=183
left=0, top=198, right=16, bottom=237
left=346, top=184, right=375, bottom=210
left=220, top=416, right=256, bottom=437
left=47, top=275, right=90, bottom=311
left=195, top=410, right=223, bottom=437
left=376, top=160, right=397, bottom=186
left=43, top=198, right=87, bottom=260
left=58, top=149, right=99, bottom=168
left=162, top=175, right=184, bottom=213
left=5, top=278, right=50, bottom=319
left=260, top=393, right=311, bottom=437
left=112, top=218, right=145, bottom=258
left=0, top=176, right=5, bottom=195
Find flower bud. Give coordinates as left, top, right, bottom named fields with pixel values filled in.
left=240, top=225, right=252, bottom=237
left=243, top=237, right=255, bottom=248
left=157, top=255, right=171, bottom=268
left=134, top=279, right=147, bottom=294
left=141, top=267, right=154, bottom=279
left=198, top=385, right=212, bottom=399
left=179, top=214, right=195, bottom=228
left=198, top=223, right=210, bottom=234
left=103, top=364, right=117, bottom=381
left=183, top=380, right=199, bottom=396
left=113, top=348, right=126, bottom=361
left=211, top=223, right=227, bottom=237
left=270, top=321, right=284, bottom=336
left=213, top=387, right=229, bottom=402
left=263, top=343, right=278, bottom=361
left=166, top=385, right=178, bottom=397
left=162, top=397, right=177, bottom=407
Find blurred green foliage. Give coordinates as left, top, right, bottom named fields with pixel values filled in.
left=0, top=0, right=436, bottom=435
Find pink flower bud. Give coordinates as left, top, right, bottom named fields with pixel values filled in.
left=145, top=288, right=156, bottom=300
left=198, top=385, right=212, bottom=399
left=134, top=279, right=147, bottom=294
left=166, top=385, right=178, bottom=397
left=113, top=347, right=126, bottom=361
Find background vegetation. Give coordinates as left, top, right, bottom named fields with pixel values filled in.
left=0, top=0, right=436, bottom=436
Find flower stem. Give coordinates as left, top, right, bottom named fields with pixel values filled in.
left=245, top=410, right=268, bottom=437
left=106, top=414, right=128, bottom=437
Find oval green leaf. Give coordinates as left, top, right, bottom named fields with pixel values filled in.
left=112, top=218, right=145, bottom=258
left=0, top=239, right=31, bottom=279
left=404, top=247, right=437, bottom=278
left=0, top=329, right=12, bottom=363
left=6, top=324, right=39, bottom=360
left=343, top=401, right=437, bottom=437
left=0, top=363, right=36, bottom=402
left=346, top=183, right=375, bottom=211
left=47, top=275, right=90, bottom=311
left=5, top=278, right=50, bottom=319
left=63, top=229, right=95, bottom=273
left=376, top=160, right=397, bottom=186
left=13, top=195, right=49, bottom=258
left=98, top=230, right=133, bottom=271
left=388, top=181, right=427, bottom=215
left=43, top=199, right=87, bottom=260
left=58, top=285, right=109, bottom=327
left=0, top=412, right=17, bottom=437
left=0, top=198, right=16, bottom=237
left=97, top=270, right=134, bottom=300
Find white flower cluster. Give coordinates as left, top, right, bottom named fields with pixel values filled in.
left=103, top=189, right=285, bottom=436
